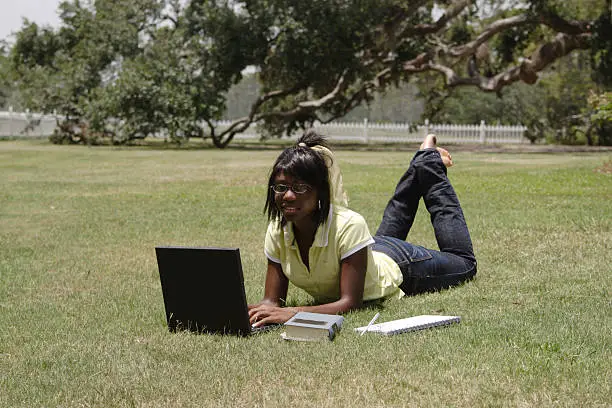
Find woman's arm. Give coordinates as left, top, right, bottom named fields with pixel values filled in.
left=248, top=259, right=288, bottom=309
left=248, top=247, right=368, bottom=326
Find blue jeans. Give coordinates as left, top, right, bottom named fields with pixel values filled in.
left=373, top=149, right=476, bottom=295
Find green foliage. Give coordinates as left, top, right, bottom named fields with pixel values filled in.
left=245, top=0, right=400, bottom=122
left=185, top=0, right=262, bottom=87
left=4, top=0, right=611, bottom=146
left=7, top=0, right=175, bottom=143
left=589, top=91, right=612, bottom=123
left=99, top=27, right=210, bottom=143
left=10, top=22, right=63, bottom=69
left=447, top=14, right=475, bottom=46
left=586, top=90, right=612, bottom=145
left=590, top=2, right=612, bottom=87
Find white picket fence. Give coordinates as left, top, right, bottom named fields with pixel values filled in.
left=1, top=109, right=527, bottom=144
left=221, top=118, right=527, bottom=144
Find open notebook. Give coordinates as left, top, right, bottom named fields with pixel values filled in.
left=355, top=315, right=460, bottom=336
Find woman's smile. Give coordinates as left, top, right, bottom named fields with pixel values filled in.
left=281, top=202, right=304, bottom=218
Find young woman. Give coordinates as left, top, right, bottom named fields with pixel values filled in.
left=248, top=131, right=476, bottom=326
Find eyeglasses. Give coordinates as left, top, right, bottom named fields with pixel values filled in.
left=271, top=183, right=312, bottom=194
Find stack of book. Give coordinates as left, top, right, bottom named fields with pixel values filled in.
left=281, top=312, right=344, bottom=341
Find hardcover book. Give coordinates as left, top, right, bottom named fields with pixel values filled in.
left=281, top=312, right=344, bottom=341
left=354, top=315, right=461, bottom=336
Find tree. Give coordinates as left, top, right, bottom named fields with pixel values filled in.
left=8, top=0, right=171, bottom=143
left=432, top=1, right=612, bottom=145
left=191, top=0, right=610, bottom=146
left=6, top=0, right=611, bottom=147
left=425, top=1, right=612, bottom=145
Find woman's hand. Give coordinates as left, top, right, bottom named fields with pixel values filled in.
left=247, top=260, right=291, bottom=326
left=248, top=304, right=297, bottom=327
left=248, top=247, right=369, bottom=326
left=248, top=248, right=368, bottom=326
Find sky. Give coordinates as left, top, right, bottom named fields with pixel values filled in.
left=0, top=0, right=62, bottom=42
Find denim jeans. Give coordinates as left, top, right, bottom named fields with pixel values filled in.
left=373, top=149, right=477, bottom=295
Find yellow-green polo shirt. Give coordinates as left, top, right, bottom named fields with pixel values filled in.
left=264, top=205, right=403, bottom=303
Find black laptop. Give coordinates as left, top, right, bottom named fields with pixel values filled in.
left=155, top=246, right=271, bottom=336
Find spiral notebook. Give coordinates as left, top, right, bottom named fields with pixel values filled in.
left=355, top=315, right=460, bottom=336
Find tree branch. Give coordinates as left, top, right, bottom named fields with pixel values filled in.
left=449, top=14, right=530, bottom=58
left=538, top=11, right=590, bottom=35
left=246, top=82, right=307, bottom=120
left=213, top=71, right=350, bottom=143
left=430, top=33, right=591, bottom=92
left=161, top=14, right=179, bottom=28
left=298, top=70, right=348, bottom=108
left=444, top=8, right=590, bottom=59
left=211, top=83, right=311, bottom=145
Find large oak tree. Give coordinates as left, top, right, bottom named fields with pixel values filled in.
left=5, top=0, right=611, bottom=146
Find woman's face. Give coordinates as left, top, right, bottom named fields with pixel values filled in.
left=273, top=171, right=318, bottom=227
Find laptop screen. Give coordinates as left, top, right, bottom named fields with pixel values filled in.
left=155, top=246, right=252, bottom=335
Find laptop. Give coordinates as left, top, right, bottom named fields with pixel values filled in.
left=155, top=246, right=274, bottom=336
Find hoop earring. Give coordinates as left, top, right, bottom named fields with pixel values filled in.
left=318, top=200, right=321, bottom=210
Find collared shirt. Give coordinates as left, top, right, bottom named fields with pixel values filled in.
left=264, top=205, right=403, bottom=303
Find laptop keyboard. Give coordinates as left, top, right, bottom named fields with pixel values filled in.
left=251, top=324, right=281, bottom=334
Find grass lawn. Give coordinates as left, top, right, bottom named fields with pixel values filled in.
left=0, top=140, right=610, bottom=407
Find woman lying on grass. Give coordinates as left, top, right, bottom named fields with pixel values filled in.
left=248, top=131, right=476, bottom=326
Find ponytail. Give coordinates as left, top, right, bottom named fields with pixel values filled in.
left=296, top=131, right=349, bottom=207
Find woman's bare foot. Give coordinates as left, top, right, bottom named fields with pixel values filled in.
left=437, top=146, right=453, bottom=168
left=420, top=134, right=453, bottom=167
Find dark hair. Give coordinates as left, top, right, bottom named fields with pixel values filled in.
left=264, top=130, right=331, bottom=228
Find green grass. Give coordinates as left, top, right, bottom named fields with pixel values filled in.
left=1, top=140, right=610, bottom=408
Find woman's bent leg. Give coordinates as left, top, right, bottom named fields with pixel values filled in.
left=375, top=153, right=422, bottom=240
left=374, top=145, right=477, bottom=294
left=417, top=149, right=476, bottom=264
